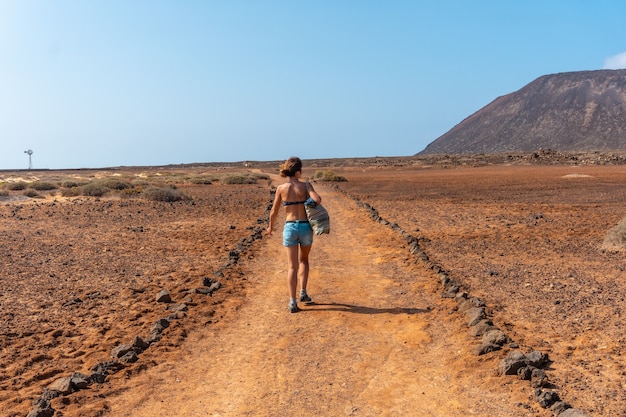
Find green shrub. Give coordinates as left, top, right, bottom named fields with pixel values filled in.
left=143, top=186, right=187, bottom=202
left=29, top=181, right=58, bottom=191
left=311, top=170, right=347, bottom=182
left=6, top=181, right=27, bottom=190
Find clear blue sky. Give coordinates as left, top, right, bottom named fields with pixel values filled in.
left=1, top=1, right=625, bottom=169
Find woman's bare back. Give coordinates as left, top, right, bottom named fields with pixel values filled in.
left=279, top=181, right=308, bottom=221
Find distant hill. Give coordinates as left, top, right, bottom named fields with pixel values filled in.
left=419, top=69, right=626, bottom=155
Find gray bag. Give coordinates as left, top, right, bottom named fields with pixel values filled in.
left=304, top=185, right=330, bottom=235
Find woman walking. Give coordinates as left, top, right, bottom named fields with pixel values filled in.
left=267, top=157, right=322, bottom=313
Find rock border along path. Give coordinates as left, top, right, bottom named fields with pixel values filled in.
left=331, top=183, right=590, bottom=417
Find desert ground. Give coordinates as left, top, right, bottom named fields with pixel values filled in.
left=1, top=154, right=625, bottom=416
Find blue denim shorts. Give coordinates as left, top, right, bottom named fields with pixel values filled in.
left=282, top=220, right=313, bottom=247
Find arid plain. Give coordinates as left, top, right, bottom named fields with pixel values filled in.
left=1, top=154, right=625, bottom=416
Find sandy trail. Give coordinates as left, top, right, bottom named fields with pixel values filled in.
left=107, top=179, right=538, bottom=417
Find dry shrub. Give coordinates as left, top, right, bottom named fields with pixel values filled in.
left=131, top=179, right=150, bottom=187
left=120, top=188, right=142, bottom=198
left=28, top=181, right=58, bottom=191
left=61, top=187, right=82, bottom=197
left=143, top=186, right=187, bottom=202
left=6, top=181, right=27, bottom=191
left=602, top=218, right=626, bottom=251
left=311, top=170, right=347, bottom=182
left=23, top=189, right=40, bottom=198
left=220, top=172, right=269, bottom=184
left=221, top=174, right=257, bottom=184
left=60, top=180, right=86, bottom=188
left=77, top=178, right=134, bottom=197
left=187, top=175, right=215, bottom=185
left=81, top=182, right=110, bottom=197
left=98, top=178, right=132, bottom=190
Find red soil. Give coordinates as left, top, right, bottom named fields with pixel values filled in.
left=1, top=160, right=624, bottom=416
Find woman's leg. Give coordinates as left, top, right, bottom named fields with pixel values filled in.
left=298, top=244, right=312, bottom=293
left=286, top=245, right=300, bottom=300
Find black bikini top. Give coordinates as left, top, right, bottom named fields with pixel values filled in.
left=282, top=200, right=306, bottom=206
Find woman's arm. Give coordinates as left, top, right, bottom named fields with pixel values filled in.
left=266, top=187, right=283, bottom=235
left=306, top=182, right=322, bottom=204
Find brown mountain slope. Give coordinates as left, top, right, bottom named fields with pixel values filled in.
left=420, top=69, right=626, bottom=155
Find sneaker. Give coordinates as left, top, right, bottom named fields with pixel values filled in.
left=288, top=301, right=300, bottom=313
left=299, top=291, right=312, bottom=303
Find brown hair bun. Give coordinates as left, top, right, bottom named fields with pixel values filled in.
left=280, top=157, right=302, bottom=177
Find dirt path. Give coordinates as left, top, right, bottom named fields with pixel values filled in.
left=107, top=179, right=542, bottom=416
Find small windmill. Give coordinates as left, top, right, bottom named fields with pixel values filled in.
left=24, top=149, right=33, bottom=169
